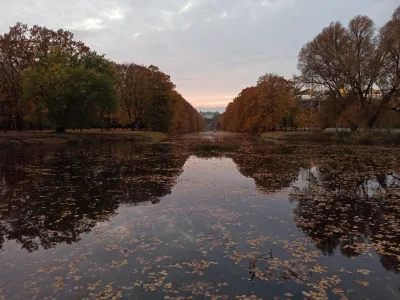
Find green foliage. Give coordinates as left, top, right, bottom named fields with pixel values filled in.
left=22, top=49, right=117, bottom=131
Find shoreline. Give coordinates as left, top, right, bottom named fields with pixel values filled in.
left=1, top=129, right=399, bottom=148
left=0, top=129, right=168, bottom=148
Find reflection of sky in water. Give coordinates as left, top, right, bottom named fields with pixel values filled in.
left=291, top=165, right=400, bottom=199
left=292, top=166, right=320, bottom=190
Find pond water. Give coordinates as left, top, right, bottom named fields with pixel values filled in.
left=1, top=140, right=400, bottom=299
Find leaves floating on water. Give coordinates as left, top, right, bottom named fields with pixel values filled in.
left=110, top=260, right=128, bottom=268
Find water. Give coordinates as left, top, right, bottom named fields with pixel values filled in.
left=1, top=141, right=400, bottom=299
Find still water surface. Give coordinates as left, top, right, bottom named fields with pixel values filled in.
left=1, top=141, right=400, bottom=299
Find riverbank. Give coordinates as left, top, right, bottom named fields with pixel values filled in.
left=0, top=129, right=168, bottom=148
left=260, top=131, right=333, bottom=142
left=261, top=130, right=400, bottom=146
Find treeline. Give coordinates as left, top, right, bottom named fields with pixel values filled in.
left=0, top=23, right=204, bottom=133
left=220, top=6, right=400, bottom=133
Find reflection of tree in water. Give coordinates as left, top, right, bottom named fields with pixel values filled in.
left=230, top=144, right=400, bottom=273
left=114, top=144, right=189, bottom=205
left=290, top=152, right=400, bottom=273
left=0, top=144, right=189, bottom=252
left=232, top=143, right=303, bottom=194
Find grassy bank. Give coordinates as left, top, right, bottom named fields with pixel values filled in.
left=260, top=130, right=400, bottom=146
left=333, top=130, right=400, bottom=146
left=0, top=129, right=168, bottom=148
left=260, top=131, right=333, bottom=143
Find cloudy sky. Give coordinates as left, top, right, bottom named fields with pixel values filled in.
left=0, top=0, right=398, bottom=109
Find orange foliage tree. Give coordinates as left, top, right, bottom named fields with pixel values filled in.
left=115, top=63, right=203, bottom=133
left=219, top=74, right=298, bottom=133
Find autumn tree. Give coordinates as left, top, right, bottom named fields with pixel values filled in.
left=115, top=63, right=203, bottom=133
left=170, top=91, right=204, bottom=134
left=0, top=23, right=89, bottom=130
left=220, top=74, right=297, bottom=133
left=22, top=50, right=117, bottom=132
left=255, top=74, right=297, bottom=132
left=298, top=6, right=400, bottom=130
left=144, top=65, right=175, bottom=132
left=115, top=63, right=151, bottom=129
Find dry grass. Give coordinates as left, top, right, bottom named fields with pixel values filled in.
left=333, top=130, right=400, bottom=146
left=261, top=131, right=332, bottom=142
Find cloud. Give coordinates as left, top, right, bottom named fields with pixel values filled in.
left=104, top=9, right=125, bottom=20
left=0, top=0, right=399, bottom=108
left=179, top=1, right=193, bottom=14
left=72, top=18, right=103, bottom=30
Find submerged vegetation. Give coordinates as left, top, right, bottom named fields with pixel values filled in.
left=190, top=140, right=241, bottom=152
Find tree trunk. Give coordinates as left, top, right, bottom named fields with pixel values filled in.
left=15, top=111, right=23, bottom=131
left=56, top=126, right=65, bottom=133
left=367, top=111, right=380, bottom=128
left=349, top=124, right=358, bottom=132
left=368, top=94, right=392, bottom=128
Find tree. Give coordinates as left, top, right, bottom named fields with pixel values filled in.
left=256, top=73, right=297, bottom=132
left=116, top=63, right=203, bottom=133
left=22, top=50, right=117, bottom=132
left=298, top=6, right=400, bottom=130
left=0, top=23, right=89, bottom=130
left=115, top=63, right=151, bottom=129
left=220, top=73, right=298, bottom=133
left=144, top=65, right=175, bottom=132
left=169, top=91, right=204, bottom=134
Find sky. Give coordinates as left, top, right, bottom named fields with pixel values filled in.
left=0, top=0, right=399, bottom=111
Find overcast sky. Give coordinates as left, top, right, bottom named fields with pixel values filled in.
left=0, top=0, right=399, bottom=109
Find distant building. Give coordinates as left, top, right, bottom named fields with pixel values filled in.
left=200, top=111, right=220, bottom=119
left=200, top=111, right=220, bottom=130
left=298, top=88, right=384, bottom=111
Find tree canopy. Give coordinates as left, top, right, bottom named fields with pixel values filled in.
left=298, top=6, right=400, bottom=130
left=22, top=50, right=117, bottom=132
left=219, top=74, right=300, bottom=133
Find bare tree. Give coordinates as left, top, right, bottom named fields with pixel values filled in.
left=298, top=6, right=400, bottom=130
